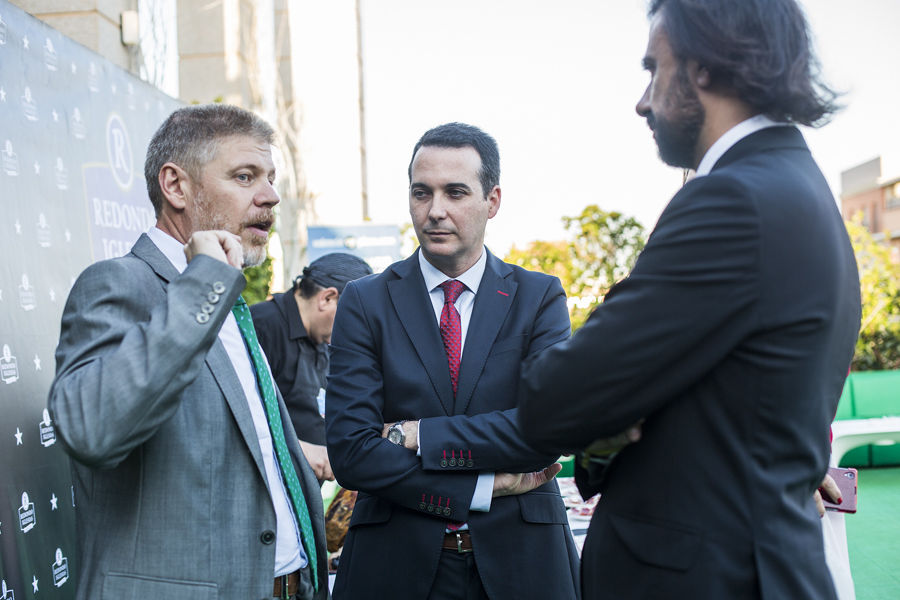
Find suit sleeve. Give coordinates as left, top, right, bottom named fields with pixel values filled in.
left=326, top=281, right=481, bottom=521
left=417, top=276, right=570, bottom=473
left=48, top=255, right=245, bottom=469
left=518, top=174, right=761, bottom=454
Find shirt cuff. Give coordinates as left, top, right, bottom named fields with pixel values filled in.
left=470, top=473, right=494, bottom=512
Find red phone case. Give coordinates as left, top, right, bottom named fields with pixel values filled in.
left=823, top=466, right=858, bottom=513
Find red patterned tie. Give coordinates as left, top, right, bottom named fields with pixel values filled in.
left=439, top=280, right=466, bottom=396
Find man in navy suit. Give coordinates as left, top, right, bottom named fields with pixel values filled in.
left=518, top=0, right=861, bottom=598
left=326, top=123, right=580, bottom=599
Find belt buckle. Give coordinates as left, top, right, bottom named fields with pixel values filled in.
left=455, top=531, right=472, bottom=553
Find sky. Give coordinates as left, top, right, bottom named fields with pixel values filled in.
left=295, top=0, right=900, bottom=257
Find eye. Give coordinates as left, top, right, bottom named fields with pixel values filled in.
left=236, top=173, right=252, bottom=183
left=447, top=188, right=467, bottom=199
left=411, top=188, right=430, bottom=200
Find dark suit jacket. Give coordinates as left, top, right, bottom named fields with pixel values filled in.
left=518, top=127, right=861, bottom=599
left=326, top=250, right=580, bottom=599
left=48, top=234, right=328, bottom=600
left=251, top=291, right=329, bottom=444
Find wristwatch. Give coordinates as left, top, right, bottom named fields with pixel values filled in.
left=387, top=420, right=407, bottom=446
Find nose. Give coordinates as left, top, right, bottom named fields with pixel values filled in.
left=256, top=180, right=280, bottom=207
left=636, top=84, right=650, bottom=118
left=428, top=193, right=449, bottom=221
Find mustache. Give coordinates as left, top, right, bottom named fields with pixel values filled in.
left=244, top=211, right=275, bottom=230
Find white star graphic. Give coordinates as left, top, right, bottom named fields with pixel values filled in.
left=49, top=288, right=57, bottom=301
left=23, top=35, right=29, bottom=50
left=0, top=289, right=3, bottom=301
left=71, top=62, right=77, bottom=74
left=32, top=575, right=39, bottom=593
left=34, top=355, right=41, bottom=371
left=65, top=229, right=72, bottom=242
left=0, top=87, right=6, bottom=102
left=33, top=161, right=40, bottom=175
left=15, top=220, right=22, bottom=234
left=52, top=109, right=59, bottom=122
left=111, top=82, right=117, bottom=94
left=15, top=428, right=23, bottom=445
left=50, top=493, right=58, bottom=510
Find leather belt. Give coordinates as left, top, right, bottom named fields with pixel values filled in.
left=273, top=570, right=300, bottom=599
left=442, top=531, right=473, bottom=553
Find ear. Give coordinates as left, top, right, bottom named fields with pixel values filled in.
left=696, top=65, right=711, bottom=89
left=158, top=162, right=192, bottom=211
left=486, top=185, right=501, bottom=220
left=317, top=287, right=340, bottom=310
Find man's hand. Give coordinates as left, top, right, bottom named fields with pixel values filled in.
left=492, top=463, right=562, bottom=498
left=381, top=420, right=420, bottom=452
left=299, top=440, right=334, bottom=481
left=814, top=472, right=842, bottom=517
left=184, top=230, right=243, bottom=269
left=579, top=422, right=643, bottom=469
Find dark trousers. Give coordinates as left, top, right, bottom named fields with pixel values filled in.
left=427, top=549, right=489, bottom=600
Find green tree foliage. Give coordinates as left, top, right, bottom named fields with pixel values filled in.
left=506, top=205, right=646, bottom=330
left=244, top=253, right=274, bottom=306
left=846, top=216, right=900, bottom=370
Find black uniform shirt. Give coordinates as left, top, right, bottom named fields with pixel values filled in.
left=251, top=291, right=329, bottom=444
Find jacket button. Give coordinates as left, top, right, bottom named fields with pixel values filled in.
left=196, top=312, right=210, bottom=324
left=260, top=530, right=276, bottom=544
left=213, top=281, right=226, bottom=294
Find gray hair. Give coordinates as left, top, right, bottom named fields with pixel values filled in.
left=144, top=104, right=275, bottom=215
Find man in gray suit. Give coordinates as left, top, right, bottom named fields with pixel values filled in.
left=48, top=105, right=328, bottom=599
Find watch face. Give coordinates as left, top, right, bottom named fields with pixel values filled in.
left=388, top=427, right=402, bottom=445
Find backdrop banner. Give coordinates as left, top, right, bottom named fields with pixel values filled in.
left=0, top=2, right=180, bottom=596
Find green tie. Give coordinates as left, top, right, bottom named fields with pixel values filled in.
left=232, top=296, right=318, bottom=591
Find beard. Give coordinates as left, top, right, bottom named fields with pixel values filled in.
left=190, top=188, right=270, bottom=269
left=648, top=65, right=705, bottom=169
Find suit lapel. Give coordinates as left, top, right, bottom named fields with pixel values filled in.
left=131, top=233, right=269, bottom=482
left=388, top=253, right=456, bottom=415
left=455, top=252, right=516, bottom=414
left=207, top=342, right=269, bottom=481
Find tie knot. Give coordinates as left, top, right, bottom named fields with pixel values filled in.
left=439, top=280, right=466, bottom=305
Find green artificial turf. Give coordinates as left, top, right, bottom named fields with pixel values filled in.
left=846, top=467, right=900, bottom=599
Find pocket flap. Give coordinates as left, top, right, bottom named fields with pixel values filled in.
left=608, top=513, right=701, bottom=571
left=518, top=492, right=568, bottom=524
left=103, top=572, right=217, bottom=600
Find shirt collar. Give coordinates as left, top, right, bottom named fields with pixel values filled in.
left=418, top=247, right=487, bottom=294
left=147, top=227, right=188, bottom=273
left=695, top=114, right=789, bottom=177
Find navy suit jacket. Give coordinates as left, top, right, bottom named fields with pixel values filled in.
left=326, top=249, right=580, bottom=599
left=519, top=126, right=861, bottom=599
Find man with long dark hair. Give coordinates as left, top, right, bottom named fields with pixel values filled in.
left=518, top=1, right=861, bottom=597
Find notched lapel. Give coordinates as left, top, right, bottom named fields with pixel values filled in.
left=387, top=262, right=455, bottom=416
left=206, top=341, right=269, bottom=484
left=455, top=263, right=517, bottom=414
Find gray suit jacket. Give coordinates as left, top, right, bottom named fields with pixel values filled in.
left=48, top=234, right=328, bottom=600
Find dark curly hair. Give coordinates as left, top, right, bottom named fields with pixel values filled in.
left=649, top=0, right=841, bottom=127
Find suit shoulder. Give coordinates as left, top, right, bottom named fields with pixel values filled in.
left=73, top=253, right=153, bottom=290
left=502, top=261, right=562, bottom=288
